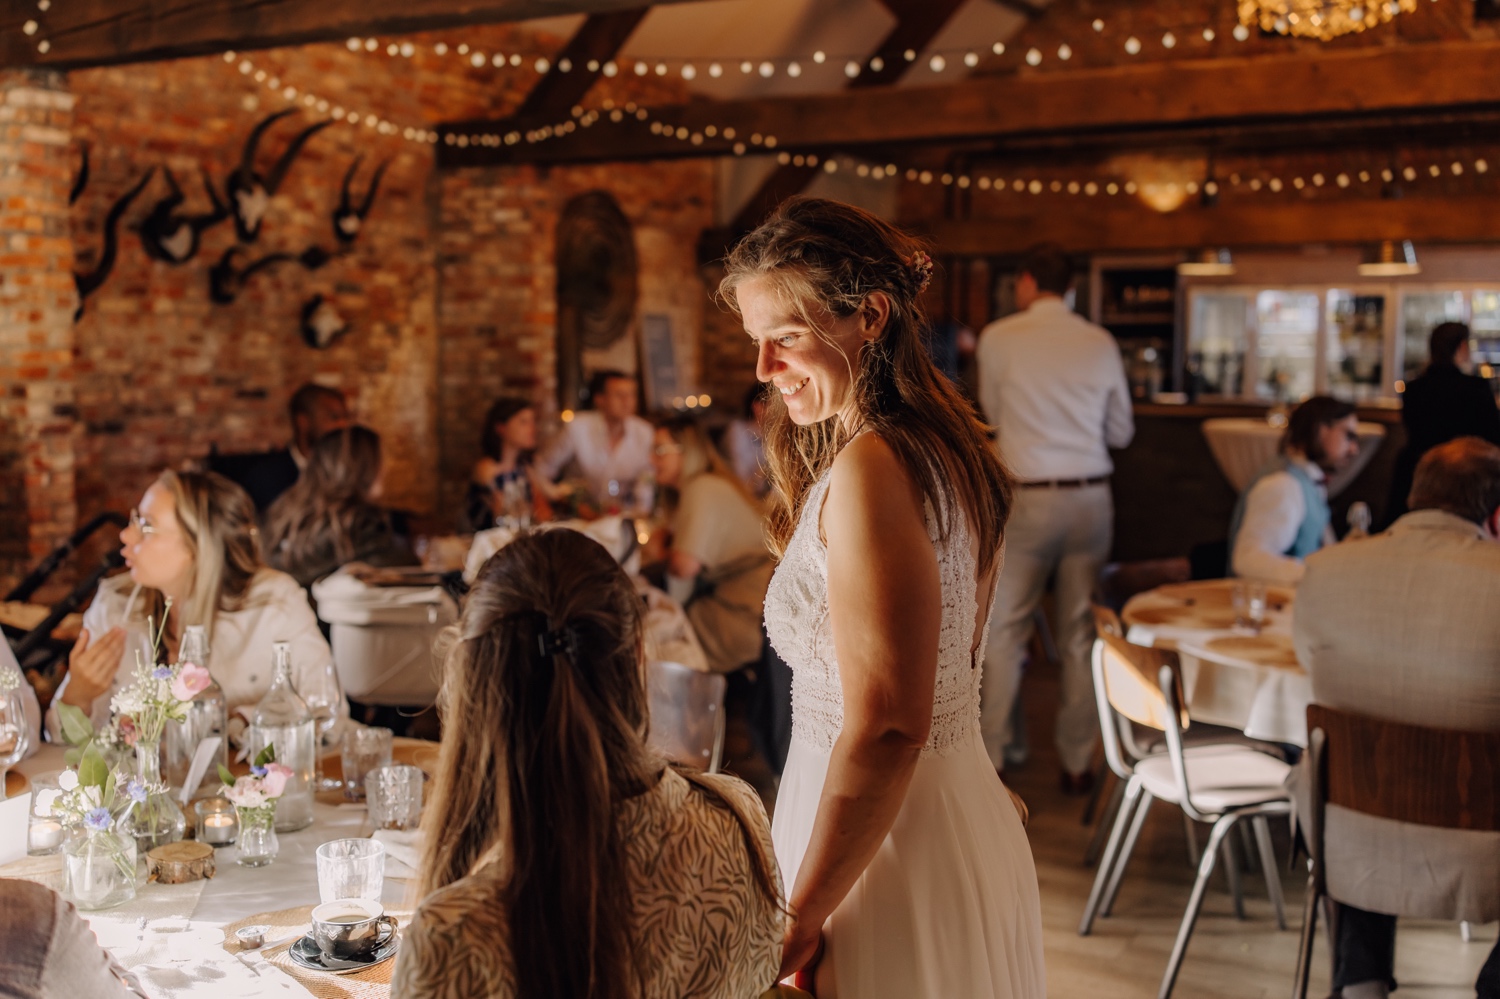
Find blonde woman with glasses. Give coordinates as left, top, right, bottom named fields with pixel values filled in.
left=46, top=471, right=333, bottom=742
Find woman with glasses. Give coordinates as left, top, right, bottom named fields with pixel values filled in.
left=1228, top=396, right=1361, bottom=586
left=45, top=470, right=333, bottom=742
left=648, top=414, right=771, bottom=676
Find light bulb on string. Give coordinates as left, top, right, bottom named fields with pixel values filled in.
left=1025, top=48, right=1042, bottom=66
left=929, top=54, right=946, bottom=72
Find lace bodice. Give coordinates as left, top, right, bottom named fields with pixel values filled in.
left=764, top=469, right=1003, bottom=756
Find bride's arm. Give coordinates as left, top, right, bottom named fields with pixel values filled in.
left=779, top=433, right=941, bottom=979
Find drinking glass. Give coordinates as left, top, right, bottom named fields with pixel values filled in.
left=341, top=727, right=393, bottom=802
left=0, top=685, right=30, bottom=798
left=302, top=660, right=346, bottom=792
left=1232, top=579, right=1268, bottom=633
left=317, top=838, right=386, bottom=903
left=365, top=765, right=424, bottom=831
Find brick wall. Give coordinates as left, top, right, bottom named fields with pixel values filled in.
left=0, top=70, right=77, bottom=595
left=1, top=28, right=722, bottom=591
left=435, top=158, right=715, bottom=523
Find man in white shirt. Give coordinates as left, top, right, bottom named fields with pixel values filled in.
left=976, top=243, right=1134, bottom=789
left=1228, top=396, right=1359, bottom=586
left=535, top=370, right=655, bottom=510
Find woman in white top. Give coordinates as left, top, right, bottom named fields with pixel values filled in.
left=46, top=470, right=333, bottom=743
left=650, top=414, right=771, bottom=674
left=723, top=197, right=1044, bottom=996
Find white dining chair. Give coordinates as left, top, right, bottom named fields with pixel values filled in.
left=1079, top=626, right=1293, bottom=999
left=645, top=660, right=726, bottom=773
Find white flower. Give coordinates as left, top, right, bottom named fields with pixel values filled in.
left=59, top=770, right=79, bottom=791
left=0, top=667, right=20, bottom=693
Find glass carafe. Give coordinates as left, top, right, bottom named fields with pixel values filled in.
left=246, top=642, right=315, bottom=832
left=164, top=624, right=227, bottom=800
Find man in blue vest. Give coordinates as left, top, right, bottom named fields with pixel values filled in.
left=1227, top=396, right=1359, bottom=585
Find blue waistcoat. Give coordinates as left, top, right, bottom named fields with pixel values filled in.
left=1227, top=455, right=1330, bottom=568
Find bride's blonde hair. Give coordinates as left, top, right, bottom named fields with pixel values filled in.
left=719, top=197, right=1013, bottom=574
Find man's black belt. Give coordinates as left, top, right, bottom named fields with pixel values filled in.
left=1017, top=475, right=1110, bottom=490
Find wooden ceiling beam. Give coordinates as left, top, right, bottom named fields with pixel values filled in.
left=0, top=0, right=690, bottom=71
left=718, top=0, right=968, bottom=244
left=919, top=195, right=1500, bottom=255
left=438, top=40, right=1500, bottom=168
left=511, top=9, right=647, bottom=121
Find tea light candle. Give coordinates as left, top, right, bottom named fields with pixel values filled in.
left=28, top=819, right=63, bottom=854
left=194, top=799, right=238, bottom=845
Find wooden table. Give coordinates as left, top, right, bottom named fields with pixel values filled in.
left=1121, top=578, right=1312, bottom=746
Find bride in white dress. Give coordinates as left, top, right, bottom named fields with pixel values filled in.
left=721, top=197, right=1046, bottom=997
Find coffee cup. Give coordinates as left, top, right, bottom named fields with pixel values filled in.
left=310, top=898, right=397, bottom=961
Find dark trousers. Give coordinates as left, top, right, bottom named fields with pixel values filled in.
left=1335, top=903, right=1500, bottom=997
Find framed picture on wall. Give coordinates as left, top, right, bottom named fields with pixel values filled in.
left=640, top=313, right=680, bottom=411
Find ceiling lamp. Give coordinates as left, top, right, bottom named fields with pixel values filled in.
left=1179, top=248, right=1237, bottom=276
left=1238, top=0, right=1416, bottom=41
left=1357, top=239, right=1421, bottom=276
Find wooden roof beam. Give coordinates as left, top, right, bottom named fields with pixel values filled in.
left=0, top=0, right=692, bottom=71
left=437, top=40, right=1500, bottom=168
left=510, top=8, right=647, bottom=121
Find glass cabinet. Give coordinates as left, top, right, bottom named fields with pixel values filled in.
left=1186, top=284, right=1500, bottom=403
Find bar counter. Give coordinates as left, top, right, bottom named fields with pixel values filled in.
left=1109, top=400, right=1404, bottom=563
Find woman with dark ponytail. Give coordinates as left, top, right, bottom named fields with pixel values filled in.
left=392, top=529, right=783, bottom=999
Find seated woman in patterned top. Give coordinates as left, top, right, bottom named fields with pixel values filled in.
left=392, top=529, right=783, bottom=999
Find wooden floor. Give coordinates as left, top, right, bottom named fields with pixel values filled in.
left=721, top=657, right=1496, bottom=999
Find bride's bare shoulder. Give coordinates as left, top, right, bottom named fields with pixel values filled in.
left=826, top=432, right=924, bottom=525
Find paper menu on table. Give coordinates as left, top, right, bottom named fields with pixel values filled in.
left=0, top=791, right=28, bottom=865
left=178, top=737, right=222, bottom=805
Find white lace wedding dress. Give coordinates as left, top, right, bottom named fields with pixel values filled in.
left=766, top=469, right=1046, bottom=998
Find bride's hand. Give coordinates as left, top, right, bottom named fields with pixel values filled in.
left=777, top=911, right=824, bottom=982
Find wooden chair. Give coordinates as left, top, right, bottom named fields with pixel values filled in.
left=1293, top=704, right=1500, bottom=999
left=1080, top=626, right=1293, bottom=999
left=645, top=660, right=727, bottom=773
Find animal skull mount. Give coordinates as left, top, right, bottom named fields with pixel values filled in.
left=210, top=244, right=331, bottom=305
left=333, top=155, right=389, bottom=244
left=74, top=167, right=157, bottom=321
left=138, top=166, right=229, bottom=265
left=226, top=109, right=333, bottom=243
left=301, top=294, right=349, bottom=349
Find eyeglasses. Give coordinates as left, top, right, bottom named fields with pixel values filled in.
left=128, top=508, right=158, bottom=538
left=652, top=443, right=684, bottom=457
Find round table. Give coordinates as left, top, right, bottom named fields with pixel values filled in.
left=1200, top=417, right=1386, bottom=498
left=1121, top=578, right=1311, bottom=746
left=3, top=742, right=427, bottom=998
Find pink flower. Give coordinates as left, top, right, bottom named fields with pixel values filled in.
left=171, top=663, right=211, bottom=702
left=261, top=763, right=293, bottom=799
left=118, top=715, right=138, bottom=747
left=226, top=778, right=267, bottom=809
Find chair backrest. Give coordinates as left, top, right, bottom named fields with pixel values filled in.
left=1307, top=703, right=1500, bottom=833
left=645, top=660, right=727, bottom=773
left=1094, top=629, right=1187, bottom=734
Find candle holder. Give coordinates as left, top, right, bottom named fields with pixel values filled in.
left=194, top=797, right=238, bottom=846
left=27, top=770, right=66, bottom=856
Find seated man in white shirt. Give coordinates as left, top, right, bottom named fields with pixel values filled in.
left=534, top=370, right=655, bottom=511
left=1227, top=396, right=1359, bottom=586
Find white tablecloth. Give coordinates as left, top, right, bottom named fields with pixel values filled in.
left=1121, top=579, right=1312, bottom=746
left=5, top=745, right=418, bottom=998
left=1201, top=417, right=1386, bottom=498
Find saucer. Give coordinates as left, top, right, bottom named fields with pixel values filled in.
left=288, top=927, right=398, bottom=974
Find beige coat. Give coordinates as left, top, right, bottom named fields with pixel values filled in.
left=1293, top=509, right=1500, bottom=922
left=46, top=569, right=333, bottom=744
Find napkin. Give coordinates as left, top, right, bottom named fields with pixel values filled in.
left=125, top=953, right=311, bottom=998
left=371, top=827, right=423, bottom=879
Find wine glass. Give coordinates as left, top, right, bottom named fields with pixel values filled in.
left=0, top=684, right=32, bottom=799
left=302, top=661, right=347, bottom=792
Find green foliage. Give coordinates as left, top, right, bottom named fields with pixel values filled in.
left=253, top=743, right=277, bottom=768
left=217, top=763, right=237, bottom=787
left=57, top=702, right=94, bottom=747
left=77, top=746, right=109, bottom=789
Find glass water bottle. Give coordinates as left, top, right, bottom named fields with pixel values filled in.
left=164, top=624, right=228, bottom=800
left=247, top=642, right=315, bottom=832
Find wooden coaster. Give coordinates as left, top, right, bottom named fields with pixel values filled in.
left=147, top=840, right=216, bottom=884
left=1204, top=633, right=1301, bottom=670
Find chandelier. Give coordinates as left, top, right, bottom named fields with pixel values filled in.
left=1237, top=0, right=1417, bottom=40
